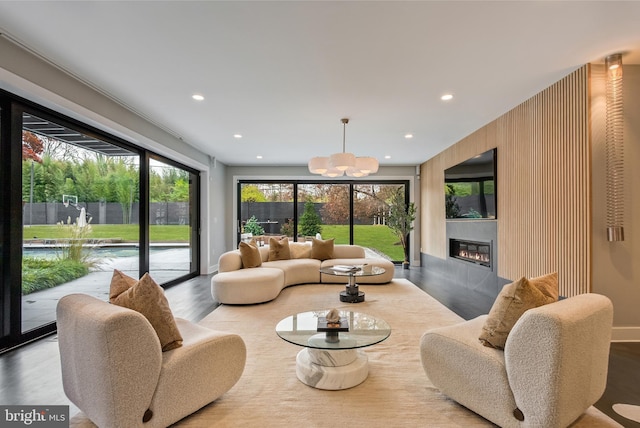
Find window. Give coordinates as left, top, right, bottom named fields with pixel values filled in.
left=238, top=180, right=409, bottom=261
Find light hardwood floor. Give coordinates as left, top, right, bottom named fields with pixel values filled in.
left=0, top=267, right=638, bottom=427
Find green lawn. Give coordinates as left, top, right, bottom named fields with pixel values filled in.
left=23, top=224, right=190, bottom=242
left=320, top=224, right=404, bottom=261
left=23, top=223, right=404, bottom=260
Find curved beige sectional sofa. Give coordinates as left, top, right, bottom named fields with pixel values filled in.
left=211, top=243, right=395, bottom=304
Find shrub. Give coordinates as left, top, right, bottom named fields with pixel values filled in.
left=299, top=201, right=322, bottom=236
left=22, top=257, right=89, bottom=294
left=243, top=215, right=265, bottom=236
left=55, top=218, right=100, bottom=268
left=280, top=218, right=294, bottom=237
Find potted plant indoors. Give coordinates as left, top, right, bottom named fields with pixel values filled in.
left=387, top=188, right=416, bottom=269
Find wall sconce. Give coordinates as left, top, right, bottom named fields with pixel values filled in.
left=605, top=53, right=625, bottom=241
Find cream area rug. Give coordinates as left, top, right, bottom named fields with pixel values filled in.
left=613, top=404, right=640, bottom=423
left=71, top=280, right=621, bottom=428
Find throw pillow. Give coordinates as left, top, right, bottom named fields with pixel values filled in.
left=109, top=270, right=183, bottom=351
left=109, top=268, right=138, bottom=301
left=289, top=242, right=312, bottom=259
left=311, top=238, right=334, bottom=261
left=239, top=240, right=262, bottom=268
left=479, top=274, right=558, bottom=349
left=529, top=272, right=559, bottom=301
left=268, top=237, right=291, bottom=261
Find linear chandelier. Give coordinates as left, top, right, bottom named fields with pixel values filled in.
left=605, top=53, right=625, bottom=241
left=308, top=118, right=379, bottom=177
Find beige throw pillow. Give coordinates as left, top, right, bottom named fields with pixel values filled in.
left=109, top=270, right=183, bottom=351
left=479, top=273, right=558, bottom=349
left=239, top=240, right=262, bottom=268
left=109, top=268, right=138, bottom=301
left=311, top=238, right=334, bottom=261
left=268, top=237, right=291, bottom=261
left=529, top=272, right=559, bottom=300
left=289, top=242, right=312, bottom=259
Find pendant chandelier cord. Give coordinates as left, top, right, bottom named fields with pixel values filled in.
left=342, top=118, right=349, bottom=153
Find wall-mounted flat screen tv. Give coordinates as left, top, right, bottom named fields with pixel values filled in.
left=445, top=148, right=496, bottom=219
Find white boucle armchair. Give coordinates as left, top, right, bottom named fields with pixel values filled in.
left=420, top=293, right=613, bottom=428
left=56, top=293, right=246, bottom=428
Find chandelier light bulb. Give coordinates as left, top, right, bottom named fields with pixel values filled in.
left=323, top=167, right=344, bottom=178
left=308, top=157, right=330, bottom=174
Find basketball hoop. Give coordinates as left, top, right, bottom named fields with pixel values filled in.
left=62, top=194, right=78, bottom=209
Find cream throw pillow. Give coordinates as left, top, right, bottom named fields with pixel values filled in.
left=109, top=270, right=183, bottom=351
left=268, top=237, right=291, bottom=261
left=239, top=240, right=262, bottom=268
left=479, top=272, right=558, bottom=349
left=311, top=238, right=334, bottom=261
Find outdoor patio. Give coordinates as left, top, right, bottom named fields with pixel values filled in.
left=21, top=247, right=190, bottom=332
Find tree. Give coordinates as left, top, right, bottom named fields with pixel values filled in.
left=387, top=187, right=416, bottom=266
left=241, top=185, right=267, bottom=202
left=353, top=185, right=397, bottom=224
left=445, top=184, right=461, bottom=219
left=321, top=186, right=349, bottom=224
left=169, top=178, right=190, bottom=202
left=299, top=201, right=322, bottom=236
left=107, top=159, right=138, bottom=223
left=22, top=131, right=44, bottom=162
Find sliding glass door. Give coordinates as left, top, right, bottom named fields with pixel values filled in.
left=238, top=180, right=409, bottom=261
left=149, top=157, right=199, bottom=284
left=297, top=183, right=350, bottom=243
left=353, top=184, right=405, bottom=261
left=0, top=90, right=200, bottom=351
left=20, top=112, right=141, bottom=333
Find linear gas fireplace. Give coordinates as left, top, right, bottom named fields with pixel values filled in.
left=449, top=239, right=492, bottom=268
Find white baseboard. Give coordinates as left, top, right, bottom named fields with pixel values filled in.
left=206, top=263, right=219, bottom=275
left=611, top=326, right=640, bottom=342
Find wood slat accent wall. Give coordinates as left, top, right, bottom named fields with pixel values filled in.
left=421, top=66, right=591, bottom=296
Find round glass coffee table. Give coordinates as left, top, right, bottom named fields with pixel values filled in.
left=276, top=310, right=391, bottom=390
left=319, top=265, right=386, bottom=303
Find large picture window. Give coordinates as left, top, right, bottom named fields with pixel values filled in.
left=238, top=180, right=409, bottom=262
left=0, top=90, right=200, bottom=351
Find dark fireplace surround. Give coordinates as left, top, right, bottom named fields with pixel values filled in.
left=421, top=220, right=507, bottom=302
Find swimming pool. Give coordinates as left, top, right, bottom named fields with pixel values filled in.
left=23, top=246, right=172, bottom=259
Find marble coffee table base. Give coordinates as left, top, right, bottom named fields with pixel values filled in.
left=295, top=348, right=368, bottom=390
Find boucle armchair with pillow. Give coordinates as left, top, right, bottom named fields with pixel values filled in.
left=212, top=241, right=394, bottom=304
left=420, top=293, right=613, bottom=428
left=57, top=293, right=246, bottom=428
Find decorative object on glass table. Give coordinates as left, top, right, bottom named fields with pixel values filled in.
left=317, top=309, right=349, bottom=332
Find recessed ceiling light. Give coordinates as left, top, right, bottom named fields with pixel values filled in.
left=192, top=94, right=204, bottom=101
left=405, top=133, right=414, bottom=139
left=441, top=94, right=453, bottom=101
left=233, top=134, right=242, bottom=139
left=385, top=155, right=391, bottom=159
left=256, top=155, right=263, bottom=159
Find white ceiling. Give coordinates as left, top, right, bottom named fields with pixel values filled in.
left=1, top=1, right=639, bottom=168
